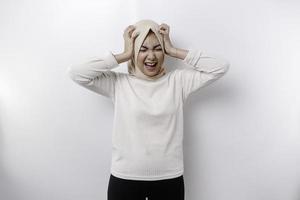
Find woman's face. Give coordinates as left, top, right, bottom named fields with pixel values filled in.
left=136, top=31, right=164, bottom=77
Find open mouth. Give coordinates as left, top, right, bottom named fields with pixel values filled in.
left=144, top=62, right=157, bottom=71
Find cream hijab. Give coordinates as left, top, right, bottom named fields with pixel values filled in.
left=127, top=19, right=167, bottom=81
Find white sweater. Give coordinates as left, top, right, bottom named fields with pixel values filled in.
left=67, top=49, right=230, bottom=181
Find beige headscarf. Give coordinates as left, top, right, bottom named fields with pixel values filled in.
left=127, top=19, right=167, bottom=81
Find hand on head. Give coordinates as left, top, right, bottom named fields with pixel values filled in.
left=123, top=25, right=139, bottom=58
left=122, top=22, right=175, bottom=59
left=159, top=23, right=174, bottom=56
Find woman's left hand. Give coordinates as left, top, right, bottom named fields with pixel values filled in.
left=159, top=23, right=175, bottom=56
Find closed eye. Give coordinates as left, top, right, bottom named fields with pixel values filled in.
left=140, top=46, right=162, bottom=52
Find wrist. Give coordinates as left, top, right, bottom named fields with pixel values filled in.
left=122, top=51, right=132, bottom=60
left=168, top=47, right=177, bottom=57
left=114, top=52, right=131, bottom=64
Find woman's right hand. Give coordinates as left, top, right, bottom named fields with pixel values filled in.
left=123, top=25, right=139, bottom=59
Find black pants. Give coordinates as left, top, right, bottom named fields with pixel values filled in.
left=107, top=174, right=185, bottom=200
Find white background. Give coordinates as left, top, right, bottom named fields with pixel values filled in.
left=1, top=0, right=300, bottom=200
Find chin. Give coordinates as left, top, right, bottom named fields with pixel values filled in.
left=144, top=68, right=160, bottom=76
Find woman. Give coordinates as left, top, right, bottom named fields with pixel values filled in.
left=67, top=19, right=230, bottom=200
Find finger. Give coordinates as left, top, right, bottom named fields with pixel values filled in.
left=129, top=25, right=135, bottom=30
left=125, top=25, right=135, bottom=33
left=161, top=24, right=169, bottom=30
left=128, top=27, right=136, bottom=35
left=159, top=29, right=166, bottom=33
left=125, top=25, right=132, bottom=31
left=160, top=26, right=167, bottom=31
left=132, top=31, right=140, bottom=39
left=127, top=29, right=136, bottom=38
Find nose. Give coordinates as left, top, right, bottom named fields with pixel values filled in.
left=147, top=50, right=156, bottom=60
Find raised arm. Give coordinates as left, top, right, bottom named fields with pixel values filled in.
left=158, top=24, right=230, bottom=101
left=175, top=49, right=230, bottom=101
left=67, top=25, right=140, bottom=99
left=67, top=51, right=129, bottom=99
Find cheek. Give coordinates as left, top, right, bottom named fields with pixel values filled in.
left=137, top=54, right=147, bottom=67
left=137, top=53, right=146, bottom=63
left=156, top=52, right=164, bottom=62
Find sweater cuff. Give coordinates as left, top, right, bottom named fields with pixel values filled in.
left=104, top=51, right=119, bottom=68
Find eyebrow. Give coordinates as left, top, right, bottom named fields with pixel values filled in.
left=141, top=44, right=162, bottom=48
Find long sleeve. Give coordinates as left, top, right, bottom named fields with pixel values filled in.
left=178, top=49, right=230, bottom=101
left=67, top=51, right=119, bottom=99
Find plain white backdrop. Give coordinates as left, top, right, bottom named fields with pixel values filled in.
left=0, top=0, right=299, bottom=200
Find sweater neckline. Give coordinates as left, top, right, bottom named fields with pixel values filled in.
left=128, top=71, right=170, bottom=82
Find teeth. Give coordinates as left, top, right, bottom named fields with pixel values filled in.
left=145, top=63, right=156, bottom=66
